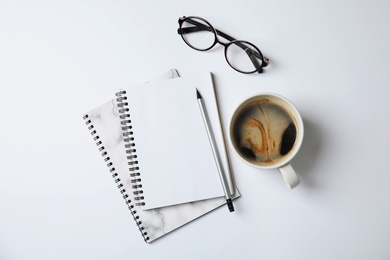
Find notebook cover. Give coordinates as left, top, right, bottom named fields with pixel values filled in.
left=116, top=73, right=229, bottom=210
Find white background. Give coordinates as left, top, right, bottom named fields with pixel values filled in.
left=1, top=0, right=390, bottom=259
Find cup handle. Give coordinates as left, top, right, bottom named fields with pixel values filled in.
left=278, top=163, right=300, bottom=189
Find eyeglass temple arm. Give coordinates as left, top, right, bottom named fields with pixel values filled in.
left=178, top=21, right=269, bottom=71
left=177, top=20, right=237, bottom=42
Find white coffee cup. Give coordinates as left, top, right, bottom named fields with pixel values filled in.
left=229, top=93, right=304, bottom=189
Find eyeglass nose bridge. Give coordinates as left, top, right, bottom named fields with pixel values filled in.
left=215, top=37, right=230, bottom=47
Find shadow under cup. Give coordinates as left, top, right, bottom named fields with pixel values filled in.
left=230, top=93, right=304, bottom=170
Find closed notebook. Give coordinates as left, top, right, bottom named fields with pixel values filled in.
left=115, top=72, right=229, bottom=210
left=83, top=69, right=239, bottom=242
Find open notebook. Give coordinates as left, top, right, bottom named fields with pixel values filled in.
left=83, top=69, right=239, bottom=243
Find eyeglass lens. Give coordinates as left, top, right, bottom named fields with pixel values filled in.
left=180, top=17, right=216, bottom=51
left=226, top=41, right=263, bottom=73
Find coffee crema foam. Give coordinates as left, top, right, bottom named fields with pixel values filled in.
left=232, top=97, right=297, bottom=167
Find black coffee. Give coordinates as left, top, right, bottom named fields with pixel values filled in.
left=232, top=97, right=297, bottom=166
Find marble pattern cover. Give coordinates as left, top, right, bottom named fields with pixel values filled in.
left=83, top=70, right=239, bottom=243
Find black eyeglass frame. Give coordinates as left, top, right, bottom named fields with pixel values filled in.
left=177, top=16, right=269, bottom=74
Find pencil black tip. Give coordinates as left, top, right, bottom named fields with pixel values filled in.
left=196, top=88, right=202, bottom=99
left=227, top=198, right=235, bottom=212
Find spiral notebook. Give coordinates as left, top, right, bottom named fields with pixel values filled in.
left=115, top=72, right=230, bottom=210
left=83, top=69, right=239, bottom=242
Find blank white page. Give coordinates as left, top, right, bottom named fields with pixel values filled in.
left=121, top=73, right=225, bottom=210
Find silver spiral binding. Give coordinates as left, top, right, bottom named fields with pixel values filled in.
left=83, top=113, right=149, bottom=242
left=115, top=90, right=146, bottom=208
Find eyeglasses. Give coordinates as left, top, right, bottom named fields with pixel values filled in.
left=177, top=16, right=269, bottom=74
